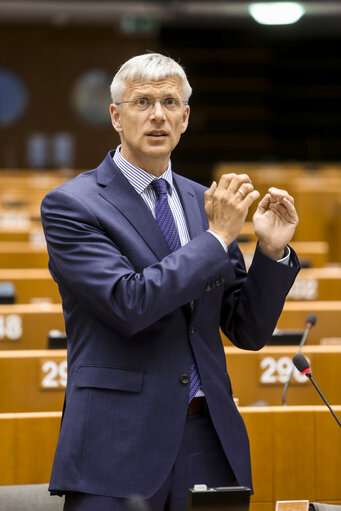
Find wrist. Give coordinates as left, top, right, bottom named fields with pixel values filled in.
left=208, top=228, right=233, bottom=247
left=258, top=242, right=285, bottom=261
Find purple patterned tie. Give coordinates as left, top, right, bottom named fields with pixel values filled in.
left=151, top=179, right=201, bottom=402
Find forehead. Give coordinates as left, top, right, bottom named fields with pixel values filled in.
left=123, top=76, right=184, bottom=98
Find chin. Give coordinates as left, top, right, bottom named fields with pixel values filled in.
left=145, top=145, right=172, bottom=158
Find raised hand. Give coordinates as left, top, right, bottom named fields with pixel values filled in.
left=205, top=173, right=260, bottom=246
left=253, top=187, right=299, bottom=260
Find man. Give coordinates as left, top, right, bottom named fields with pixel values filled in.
left=41, top=53, right=300, bottom=511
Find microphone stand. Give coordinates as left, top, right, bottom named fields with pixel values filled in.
left=305, top=373, right=341, bottom=428
left=282, top=321, right=313, bottom=406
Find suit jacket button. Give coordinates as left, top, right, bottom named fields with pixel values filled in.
left=205, top=284, right=212, bottom=292
left=189, top=326, right=195, bottom=334
left=180, top=374, right=190, bottom=385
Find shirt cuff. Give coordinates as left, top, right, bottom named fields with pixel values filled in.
left=277, top=246, right=291, bottom=265
left=207, top=230, right=228, bottom=253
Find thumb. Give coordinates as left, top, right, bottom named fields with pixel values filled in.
left=205, top=180, right=217, bottom=201
left=256, top=193, right=271, bottom=213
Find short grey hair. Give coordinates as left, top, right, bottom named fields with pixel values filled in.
left=110, top=52, right=192, bottom=104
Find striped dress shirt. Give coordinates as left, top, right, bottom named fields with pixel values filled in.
left=113, top=145, right=205, bottom=397
left=113, top=146, right=191, bottom=247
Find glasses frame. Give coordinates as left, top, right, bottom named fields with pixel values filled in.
left=115, top=98, right=188, bottom=111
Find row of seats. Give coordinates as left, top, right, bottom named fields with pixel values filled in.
left=214, top=163, right=341, bottom=263
left=0, top=239, right=330, bottom=268
left=1, top=167, right=341, bottom=510
left=3, top=267, right=341, bottom=303
left=1, top=292, right=341, bottom=349
left=0, top=346, right=340, bottom=413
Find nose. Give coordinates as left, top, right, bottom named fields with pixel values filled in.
left=149, top=100, right=166, bottom=121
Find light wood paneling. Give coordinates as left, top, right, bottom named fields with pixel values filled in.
left=0, top=303, right=64, bottom=350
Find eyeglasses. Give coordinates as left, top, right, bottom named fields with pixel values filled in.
left=115, top=97, right=188, bottom=112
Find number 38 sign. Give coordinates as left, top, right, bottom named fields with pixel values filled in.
left=259, top=356, right=309, bottom=385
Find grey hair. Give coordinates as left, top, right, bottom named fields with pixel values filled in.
left=110, top=53, right=192, bottom=104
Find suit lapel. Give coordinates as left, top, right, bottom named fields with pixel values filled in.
left=96, top=153, right=205, bottom=261
left=96, top=153, right=171, bottom=261
left=173, top=173, right=205, bottom=240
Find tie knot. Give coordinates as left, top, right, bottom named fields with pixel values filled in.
left=151, top=178, right=168, bottom=198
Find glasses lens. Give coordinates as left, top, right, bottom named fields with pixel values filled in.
left=132, top=98, right=182, bottom=111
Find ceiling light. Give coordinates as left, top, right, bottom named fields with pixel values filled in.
left=248, top=2, right=305, bottom=25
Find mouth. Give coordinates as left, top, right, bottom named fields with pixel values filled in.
left=146, top=131, right=168, bottom=138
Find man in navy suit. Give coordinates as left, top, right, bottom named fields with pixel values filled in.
left=41, top=53, right=300, bottom=511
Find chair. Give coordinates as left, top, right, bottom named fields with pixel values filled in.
left=0, top=483, right=64, bottom=510
left=309, top=505, right=341, bottom=510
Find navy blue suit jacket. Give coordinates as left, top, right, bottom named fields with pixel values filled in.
left=41, top=151, right=300, bottom=499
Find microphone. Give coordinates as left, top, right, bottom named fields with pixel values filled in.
left=125, top=496, right=150, bottom=511
left=293, top=353, right=341, bottom=429
left=282, top=314, right=317, bottom=406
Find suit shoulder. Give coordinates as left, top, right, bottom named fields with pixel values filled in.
left=172, top=172, right=207, bottom=194
left=42, top=169, right=98, bottom=205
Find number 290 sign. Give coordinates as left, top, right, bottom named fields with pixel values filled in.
left=259, top=356, right=309, bottom=385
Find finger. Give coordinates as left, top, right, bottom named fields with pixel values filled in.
left=229, top=173, right=252, bottom=194
left=205, top=180, right=217, bottom=199
left=244, top=189, right=260, bottom=208
left=216, top=173, right=252, bottom=192
left=236, top=182, right=255, bottom=200
left=280, top=196, right=299, bottom=221
left=268, top=187, right=294, bottom=204
left=204, top=182, right=217, bottom=213
left=255, top=193, right=271, bottom=213
left=215, top=173, right=237, bottom=190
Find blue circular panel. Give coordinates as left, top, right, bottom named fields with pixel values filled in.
left=71, top=68, right=112, bottom=126
left=0, top=69, right=28, bottom=127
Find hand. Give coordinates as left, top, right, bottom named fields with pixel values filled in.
left=253, top=187, right=299, bottom=260
left=205, top=173, right=260, bottom=246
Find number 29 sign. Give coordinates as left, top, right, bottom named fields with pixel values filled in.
left=39, top=359, right=67, bottom=390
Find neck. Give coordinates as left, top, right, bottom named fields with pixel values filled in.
left=120, top=147, right=170, bottom=177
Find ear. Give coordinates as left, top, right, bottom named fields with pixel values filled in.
left=180, top=104, right=190, bottom=134
left=110, top=104, right=123, bottom=133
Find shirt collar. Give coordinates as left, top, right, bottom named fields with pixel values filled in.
left=113, top=145, right=174, bottom=195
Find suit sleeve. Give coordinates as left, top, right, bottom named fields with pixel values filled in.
left=220, top=240, right=300, bottom=350
left=41, top=188, right=237, bottom=336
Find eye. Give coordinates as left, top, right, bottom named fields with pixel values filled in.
left=135, top=97, right=148, bottom=107
left=164, top=97, right=177, bottom=106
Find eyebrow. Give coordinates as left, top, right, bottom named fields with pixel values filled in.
left=130, top=91, right=180, bottom=99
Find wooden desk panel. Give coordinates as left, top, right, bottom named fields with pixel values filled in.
left=277, top=301, right=341, bottom=344
left=0, top=242, right=48, bottom=268
left=0, top=227, right=45, bottom=244
left=315, top=410, right=341, bottom=500
left=0, top=188, right=56, bottom=208
left=225, top=345, right=341, bottom=406
left=3, top=346, right=338, bottom=413
left=0, top=413, right=16, bottom=484
left=222, top=301, right=341, bottom=346
left=0, top=169, right=74, bottom=188
left=0, top=304, right=64, bottom=350
left=242, top=406, right=341, bottom=507
left=0, top=350, right=66, bottom=412
left=0, top=205, right=42, bottom=225
left=213, top=164, right=341, bottom=263
left=239, top=241, right=329, bottom=268
left=1, top=407, right=340, bottom=507
left=0, top=269, right=60, bottom=304
left=0, top=412, right=61, bottom=485
left=272, top=408, right=316, bottom=500
left=288, top=267, right=341, bottom=301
